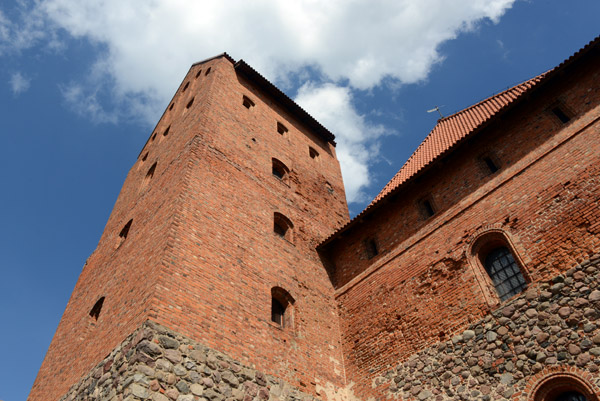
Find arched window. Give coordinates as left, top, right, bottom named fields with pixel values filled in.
left=483, top=246, right=527, bottom=301
left=141, top=162, right=157, bottom=191
left=530, top=371, right=598, bottom=401
left=272, top=158, right=289, bottom=183
left=273, top=212, right=293, bottom=242
left=116, top=219, right=133, bottom=249
left=271, top=287, right=295, bottom=329
left=468, top=229, right=529, bottom=304
left=89, top=297, right=105, bottom=321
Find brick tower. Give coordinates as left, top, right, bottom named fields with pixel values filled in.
left=29, top=54, right=350, bottom=401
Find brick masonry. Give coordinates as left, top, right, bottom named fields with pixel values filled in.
left=374, top=254, right=600, bottom=401
left=29, top=56, right=349, bottom=401
left=322, top=43, right=600, bottom=399
left=30, top=39, right=600, bottom=401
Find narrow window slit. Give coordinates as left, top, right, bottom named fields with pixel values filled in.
left=116, top=219, right=133, bottom=249
left=195, top=69, right=202, bottom=79
left=182, top=82, right=189, bottom=93
left=186, top=98, right=194, bottom=110
left=89, top=297, right=105, bottom=321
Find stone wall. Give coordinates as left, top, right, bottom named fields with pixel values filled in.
left=374, top=255, right=600, bottom=400
left=60, top=320, right=325, bottom=401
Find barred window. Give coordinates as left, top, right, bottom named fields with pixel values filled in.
left=484, top=246, right=526, bottom=301
left=555, top=392, right=588, bottom=401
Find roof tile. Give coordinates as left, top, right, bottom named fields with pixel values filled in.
left=370, top=74, right=546, bottom=204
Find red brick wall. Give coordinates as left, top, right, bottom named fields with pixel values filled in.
left=325, top=52, right=600, bottom=399
left=30, top=56, right=350, bottom=400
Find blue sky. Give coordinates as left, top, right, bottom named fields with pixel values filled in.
left=0, top=1, right=598, bottom=400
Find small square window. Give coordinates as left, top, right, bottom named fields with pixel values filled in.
left=482, top=156, right=499, bottom=174
left=309, top=147, right=319, bottom=160
left=551, top=106, right=571, bottom=124
left=243, top=95, right=255, bottom=109
left=277, top=122, right=288, bottom=135
left=421, top=199, right=435, bottom=218
left=365, top=239, right=379, bottom=259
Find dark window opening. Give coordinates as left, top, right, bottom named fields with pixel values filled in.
left=205, top=67, right=211, bottom=75
left=422, top=199, right=435, bottom=217
left=169, top=103, right=174, bottom=111
left=365, top=238, right=379, bottom=259
left=552, top=106, right=571, bottom=124
left=89, top=297, right=105, bottom=321
left=146, top=162, right=157, bottom=180
left=150, top=132, right=157, bottom=142
left=272, top=158, right=289, bottom=181
left=277, top=122, right=288, bottom=135
left=163, top=126, right=170, bottom=137
left=274, top=222, right=287, bottom=237
left=273, top=212, right=293, bottom=241
left=325, top=182, right=334, bottom=194
left=195, top=69, right=202, bottom=79
left=555, top=391, right=588, bottom=401
left=119, top=219, right=132, bottom=241
left=271, top=287, right=295, bottom=330
left=484, top=246, right=527, bottom=301
left=271, top=298, right=285, bottom=327
left=182, top=81, right=189, bottom=92
left=483, top=156, right=499, bottom=174
left=186, top=97, right=194, bottom=110
left=243, top=95, right=255, bottom=109
left=141, top=152, right=148, bottom=162
left=309, top=147, right=319, bottom=159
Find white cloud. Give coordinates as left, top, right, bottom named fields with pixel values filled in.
left=9, top=72, right=31, bottom=95
left=1, top=0, right=516, bottom=203
left=295, top=83, right=387, bottom=203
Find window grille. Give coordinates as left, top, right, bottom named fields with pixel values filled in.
left=555, top=392, right=588, bottom=401
left=484, top=246, right=526, bottom=301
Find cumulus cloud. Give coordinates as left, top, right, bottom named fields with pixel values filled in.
left=9, top=72, right=31, bottom=95
left=1, top=0, right=516, bottom=203
left=295, top=83, right=387, bottom=203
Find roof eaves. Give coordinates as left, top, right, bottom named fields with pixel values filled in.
left=234, top=60, right=336, bottom=145
left=317, top=35, right=600, bottom=250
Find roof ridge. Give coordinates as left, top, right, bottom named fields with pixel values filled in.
left=438, top=72, right=548, bottom=123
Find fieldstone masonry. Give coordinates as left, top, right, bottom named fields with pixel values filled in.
left=375, top=254, right=600, bottom=400
left=60, top=320, right=322, bottom=401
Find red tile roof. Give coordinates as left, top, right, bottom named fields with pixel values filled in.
left=318, top=35, right=600, bottom=249
left=371, top=73, right=546, bottom=204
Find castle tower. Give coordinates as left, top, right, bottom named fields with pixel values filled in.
left=29, top=54, right=350, bottom=401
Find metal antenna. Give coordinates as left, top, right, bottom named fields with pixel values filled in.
left=427, top=105, right=445, bottom=119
